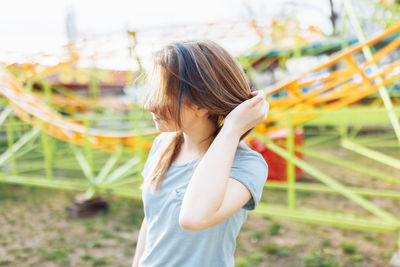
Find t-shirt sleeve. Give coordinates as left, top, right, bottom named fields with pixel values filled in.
left=141, top=134, right=162, bottom=179
left=229, top=146, right=268, bottom=210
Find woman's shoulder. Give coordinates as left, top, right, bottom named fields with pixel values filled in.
left=230, top=141, right=269, bottom=211
left=233, top=141, right=268, bottom=168
left=147, top=132, right=179, bottom=159
left=236, top=141, right=264, bottom=159
left=154, top=132, right=175, bottom=144
left=150, top=132, right=174, bottom=149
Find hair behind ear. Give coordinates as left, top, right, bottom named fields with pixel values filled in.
left=148, top=132, right=183, bottom=192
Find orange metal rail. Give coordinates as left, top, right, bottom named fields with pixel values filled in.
left=0, top=69, right=155, bottom=152
left=0, top=23, right=399, bottom=150
left=256, top=22, right=400, bottom=134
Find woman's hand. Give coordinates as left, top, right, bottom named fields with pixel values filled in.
left=223, top=90, right=269, bottom=137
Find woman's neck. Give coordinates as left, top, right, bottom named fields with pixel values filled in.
left=181, top=120, right=217, bottom=157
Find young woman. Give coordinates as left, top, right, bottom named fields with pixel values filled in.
left=132, top=40, right=269, bottom=267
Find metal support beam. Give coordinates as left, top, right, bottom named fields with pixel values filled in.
left=0, top=106, right=11, bottom=126
left=102, top=156, right=141, bottom=186
left=287, top=114, right=296, bottom=210
left=341, top=139, right=400, bottom=170
left=265, top=181, right=400, bottom=199
left=344, top=0, right=400, bottom=144
left=93, top=146, right=123, bottom=185
left=253, top=203, right=398, bottom=233
left=71, top=145, right=94, bottom=180
left=302, top=147, right=400, bottom=184
left=0, top=127, right=40, bottom=167
left=266, top=141, right=398, bottom=223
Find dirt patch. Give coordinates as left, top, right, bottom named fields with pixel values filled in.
left=0, top=139, right=398, bottom=266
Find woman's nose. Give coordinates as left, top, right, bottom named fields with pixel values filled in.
left=144, top=97, right=155, bottom=112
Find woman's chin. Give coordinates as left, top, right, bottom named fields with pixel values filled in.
left=156, top=127, right=177, bottom=133
left=154, top=123, right=171, bottom=132
left=153, top=119, right=178, bottom=132
left=154, top=124, right=163, bottom=131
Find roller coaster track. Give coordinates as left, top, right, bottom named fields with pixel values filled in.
left=0, top=69, right=156, bottom=152
left=0, top=23, right=399, bottom=151
left=256, top=22, right=400, bottom=134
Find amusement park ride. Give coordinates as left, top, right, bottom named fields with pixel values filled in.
left=0, top=1, right=400, bottom=264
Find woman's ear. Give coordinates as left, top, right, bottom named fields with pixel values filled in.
left=192, top=105, right=209, bottom=118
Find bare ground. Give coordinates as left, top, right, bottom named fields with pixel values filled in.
left=0, top=139, right=399, bottom=267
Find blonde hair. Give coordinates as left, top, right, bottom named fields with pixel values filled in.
left=145, top=40, right=253, bottom=192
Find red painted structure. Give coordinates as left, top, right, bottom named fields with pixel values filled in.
left=249, top=129, right=304, bottom=181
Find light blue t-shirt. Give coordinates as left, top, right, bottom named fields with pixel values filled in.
left=139, top=133, right=268, bottom=267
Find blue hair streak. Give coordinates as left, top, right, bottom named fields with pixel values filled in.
left=175, top=43, right=195, bottom=118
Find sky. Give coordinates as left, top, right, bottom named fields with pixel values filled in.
left=0, top=0, right=340, bottom=68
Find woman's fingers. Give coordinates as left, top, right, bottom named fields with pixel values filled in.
left=250, top=91, right=258, bottom=96
left=248, top=90, right=266, bottom=107
left=250, top=90, right=266, bottom=98
left=223, top=89, right=269, bottom=135
left=261, top=100, right=269, bottom=121
left=255, top=93, right=269, bottom=123
left=256, top=90, right=267, bottom=101
left=246, top=92, right=267, bottom=114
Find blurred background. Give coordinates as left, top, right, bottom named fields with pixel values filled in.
left=0, top=0, right=400, bottom=266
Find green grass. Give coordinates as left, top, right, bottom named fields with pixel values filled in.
left=302, top=252, right=342, bottom=267
left=39, top=250, right=67, bottom=261
left=262, top=244, right=279, bottom=254
left=100, top=229, right=114, bottom=239
left=0, top=260, right=11, bottom=266
left=349, top=254, right=364, bottom=262
left=21, top=247, right=33, bottom=253
left=81, top=254, right=92, bottom=261
left=235, top=253, right=264, bottom=267
left=261, top=244, right=290, bottom=257
left=268, top=222, right=282, bottom=235
left=277, top=248, right=290, bottom=257
left=250, top=231, right=265, bottom=240
left=92, top=256, right=114, bottom=266
left=92, top=242, right=103, bottom=248
left=341, top=242, right=356, bottom=254
left=321, top=240, right=331, bottom=248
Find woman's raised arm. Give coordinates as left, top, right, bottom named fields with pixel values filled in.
left=179, top=90, right=269, bottom=231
